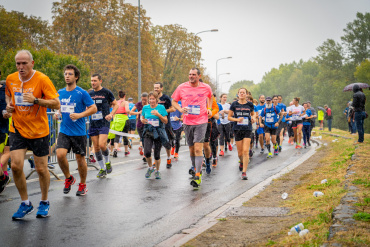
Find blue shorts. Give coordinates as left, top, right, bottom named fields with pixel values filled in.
left=88, top=126, right=110, bottom=136
left=129, top=119, right=136, bottom=131
left=257, top=127, right=265, bottom=135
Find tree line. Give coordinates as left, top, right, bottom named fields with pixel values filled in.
left=0, top=1, right=211, bottom=99
left=227, top=12, right=370, bottom=133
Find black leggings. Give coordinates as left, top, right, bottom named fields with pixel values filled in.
left=218, top=123, right=231, bottom=146
left=211, top=138, right=218, bottom=158
left=144, top=137, right=162, bottom=160
left=172, top=127, right=183, bottom=153
left=114, top=120, right=129, bottom=145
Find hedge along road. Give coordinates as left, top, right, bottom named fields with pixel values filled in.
left=0, top=139, right=315, bottom=247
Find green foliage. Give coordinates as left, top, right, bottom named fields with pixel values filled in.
left=227, top=80, right=254, bottom=102
left=307, top=179, right=341, bottom=190
left=0, top=47, right=91, bottom=90
left=353, top=212, right=370, bottom=222
left=352, top=179, right=370, bottom=188
left=355, top=59, right=370, bottom=83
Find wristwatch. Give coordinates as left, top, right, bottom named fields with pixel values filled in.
left=34, top=98, right=39, bottom=104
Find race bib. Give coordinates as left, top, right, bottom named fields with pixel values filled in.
left=95, top=100, right=102, bottom=104
left=188, top=105, right=200, bottom=115
left=266, top=113, right=274, bottom=123
left=237, top=117, right=249, bottom=125
left=170, top=116, right=177, bottom=122
left=148, top=118, right=159, bottom=127
left=14, top=92, right=34, bottom=106
left=92, top=111, right=103, bottom=120
left=292, top=114, right=299, bottom=120
left=61, top=103, right=75, bottom=114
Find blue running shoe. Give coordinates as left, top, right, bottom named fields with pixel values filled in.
left=206, top=162, right=211, bottom=174
left=145, top=167, right=155, bottom=178
left=36, top=201, right=50, bottom=218
left=12, top=202, right=34, bottom=220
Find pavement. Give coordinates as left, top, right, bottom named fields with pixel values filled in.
left=0, top=139, right=315, bottom=247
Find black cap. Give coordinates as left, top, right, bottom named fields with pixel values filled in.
left=266, top=97, right=272, bottom=101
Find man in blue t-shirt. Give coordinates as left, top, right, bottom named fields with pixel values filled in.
left=56, top=65, right=97, bottom=196
left=255, top=95, right=266, bottom=153
left=302, top=102, right=313, bottom=147
left=276, top=95, right=287, bottom=151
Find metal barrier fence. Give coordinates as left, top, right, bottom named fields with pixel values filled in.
left=25, top=112, right=99, bottom=180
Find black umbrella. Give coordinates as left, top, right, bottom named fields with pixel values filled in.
left=343, top=82, right=369, bottom=92
left=317, top=106, right=326, bottom=112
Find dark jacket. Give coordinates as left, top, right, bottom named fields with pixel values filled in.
left=143, top=122, right=171, bottom=149
left=352, top=85, right=366, bottom=112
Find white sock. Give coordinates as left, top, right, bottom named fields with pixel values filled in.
left=22, top=200, right=30, bottom=205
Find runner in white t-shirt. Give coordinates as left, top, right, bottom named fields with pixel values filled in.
left=287, top=97, right=306, bottom=149
left=218, top=94, right=232, bottom=156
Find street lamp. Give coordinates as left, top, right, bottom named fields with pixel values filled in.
left=217, top=73, right=230, bottom=93
left=194, top=29, right=218, bottom=66
left=219, top=80, right=231, bottom=93
left=216, top=56, right=232, bottom=96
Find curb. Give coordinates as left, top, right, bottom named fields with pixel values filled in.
left=157, top=142, right=320, bottom=247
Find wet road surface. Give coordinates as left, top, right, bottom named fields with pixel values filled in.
left=0, top=140, right=313, bottom=246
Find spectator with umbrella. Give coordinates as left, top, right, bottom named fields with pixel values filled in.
left=352, top=84, right=367, bottom=144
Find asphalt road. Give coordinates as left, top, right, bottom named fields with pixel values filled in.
left=0, top=140, right=313, bottom=247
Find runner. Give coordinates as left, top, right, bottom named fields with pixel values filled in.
left=302, top=102, right=313, bottom=148
left=0, top=79, right=11, bottom=194
left=129, top=92, right=148, bottom=162
left=128, top=97, right=136, bottom=148
left=56, top=64, right=97, bottom=196
left=5, top=50, right=60, bottom=220
left=259, top=96, right=282, bottom=158
left=171, top=68, right=212, bottom=188
left=218, top=93, right=232, bottom=156
left=286, top=101, right=295, bottom=145
left=288, top=97, right=306, bottom=149
left=307, top=101, right=317, bottom=140
left=112, top=91, right=130, bottom=158
left=88, top=73, right=118, bottom=178
left=154, top=82, right=175, bottom=168
left=141, top=91, right=169, bottom=179
left=170, top=101, right=183, bottom=159
left=228, top=88, right=255, bottom=180
left=255, top=95, right=266, bottom=153
left=276, top=95, right=287, bottom=152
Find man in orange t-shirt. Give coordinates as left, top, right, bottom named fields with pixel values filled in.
left=5, top=50, right=60, bottom=220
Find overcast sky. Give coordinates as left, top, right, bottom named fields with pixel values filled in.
left=2, top=0, right=370, bottom=93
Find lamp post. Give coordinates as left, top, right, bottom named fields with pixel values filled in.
left=215, top=56, right=232, bottom=96
left=220, top=80, right=231, bottom=93
left=217, top=73, right=230, bottom=96
left=194, top=29, right=218, bottom=66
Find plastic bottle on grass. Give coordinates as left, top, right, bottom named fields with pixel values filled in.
left=313, top=191, right=324, bottom=197
left=299, top=229, right=309, bottom=237
left=281, top=192, right=288, bottom=200
left=321, top=179, right=327, bottom=184
left=287, top=223, right=304, bottom=235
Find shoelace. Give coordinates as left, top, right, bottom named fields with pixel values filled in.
left=78, top=184, right=85, bottom=191
left=64, top=177, right=73, bottom=187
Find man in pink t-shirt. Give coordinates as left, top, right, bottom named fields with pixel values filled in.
left=172, top=68, right=212, bottom=188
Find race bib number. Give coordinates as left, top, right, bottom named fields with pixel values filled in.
left=148, top=118, right=159, bottom=127
left=266, top=113, right=274, bottom=123
left=292, top=114, right=299, bottom=121
left=14, top=92, right=34, bottom=106
left=92, top=111, right=103, bottom=120
left=237, top=117, right=249, bottom=125
left=170, top=116, right=177, bottom=122
left=188, top=105, right=200, bottom=115
left=61, top=103, right=75, bottom=114
left=95, top=100, right=102, bottom=104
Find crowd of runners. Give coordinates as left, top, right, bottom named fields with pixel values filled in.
left=0, top=50, right=319, bottom=220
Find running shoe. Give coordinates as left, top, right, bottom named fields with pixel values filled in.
left=279, top=145, right=282, bottom=152
left=109, top=151, right=113, bottom=156
left=274, top=149, right=279, bottom=155
left=36, top=201, right=50, bottom=218
left=97, top=169, right=107, bottom=178
left=0, top=174, right=10, bottom=194
left=63, top=175, right=76, bottom=194
left=47, top=164, right=55, bottom=169
left=113, top=149, right=117, bottom=158
left=308, top=140, right=311, bottom=146
left=28, top=156, right=35, bottom=170
left=190, top=175, right=202, bottom=188
left=303, top=143, right=307, bottom=148
left=145, top=167, right=155, bottom=178
left=166, top=158, right=172, bottom=169
left=260, top=148, right=264, bottom=154
left=174, top=153, right=179, bottom=159
left=228, top=144, right=233, bottom=151
left=212, top=158, right=217, bottom=167
left=89, top=155, right=96, bottom=163
left=241, top=172, right=248, bottom=180
left=125, top=151, right=130, bottom=156
left=12, top=202, right=34, bottom=220
left=139, top=146, right=144, bottom=156
left=155, top=171, right=161, bottom=179
left=117, top=148, right=122, bottom=152
left=206, top=161, right=212, bottom=174
left=189, top=167, right=195, bottom=176
left=239, top=162, right=243, bottom=171
left=142, top=157, right=147, bottom=163
left=129, top=139, right=132, bottom=149
left=202, top=160, right=206, bottom=168
left=267, top=152, right=273, bottom=158
left=171, top=147, right=175, bottom=155
left=76, top=183, right=88, bottom=196
left=219, top=150, right=224, bottom=156
left=249, top=149, right=253, bottom=158
left=296, top=145, right=302, bottom=149
left=106, top=162, right=112, bottom=174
